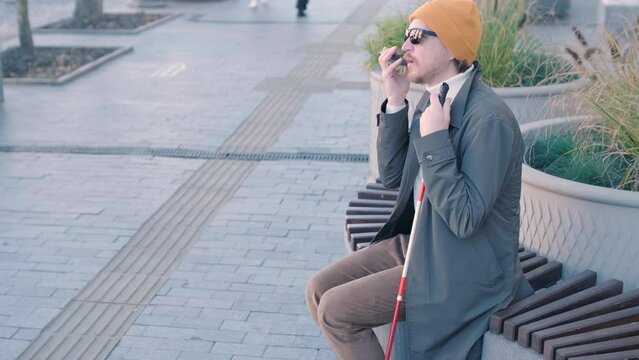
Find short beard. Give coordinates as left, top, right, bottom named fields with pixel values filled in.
left=409, top=74, right=427, bottom=84
left=407, top=71, right=432, bottom=86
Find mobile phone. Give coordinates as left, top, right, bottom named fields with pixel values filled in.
left=389, top=52, right=407, bottom=66
left=438, top=82, right=449, bottom=105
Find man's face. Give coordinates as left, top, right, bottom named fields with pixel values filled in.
left=401, top=19, right=453, bottom=85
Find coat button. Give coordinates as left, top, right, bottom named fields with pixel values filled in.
left=426, top=155, right=433, bottom=161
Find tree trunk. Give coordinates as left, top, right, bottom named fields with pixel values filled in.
left=73, top=0, right=104, bottom=22
left=17, top=0, right=34, bottom=56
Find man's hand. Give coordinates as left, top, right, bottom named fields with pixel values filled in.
left=378, top=46, right=409, bottom=107
left=419, top=94, right=452, bottom=137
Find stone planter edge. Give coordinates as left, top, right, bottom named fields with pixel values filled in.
left=521, top=116, right=639, bottom=208
left=3, top=46, right=133, bottom=85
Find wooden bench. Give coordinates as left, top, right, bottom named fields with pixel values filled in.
left=345, top=183, right=639, bottom=360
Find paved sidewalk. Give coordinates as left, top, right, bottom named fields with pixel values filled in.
left=0, top=0, right=395, bottom=358
left=0, top=0, right=599, bottom=359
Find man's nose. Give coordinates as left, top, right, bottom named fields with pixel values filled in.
left=401, top=39, right=412, bottom=53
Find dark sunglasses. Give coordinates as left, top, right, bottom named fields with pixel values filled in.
left=404, top=28, right=438, bottom=45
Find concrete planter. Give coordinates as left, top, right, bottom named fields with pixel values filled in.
left=519, top=117, right=639, bottom=290
left=528, top=0, right=570, bottom=18
left=368, top=71, right=579, bottom=182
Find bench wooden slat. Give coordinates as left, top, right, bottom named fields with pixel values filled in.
left=489, top=270, right=597, bottom=334
left=531, top=306, right=639, bottom=354
left=521, top=256, right=548, bottom=273
left=346, top=223, right=384, bottom=234
left=345, top=215, right=390, bottom=225
left=569, top=348, right=639, bottom=360
left=555, top=334, right=639, bottom=360
left=357, top=189, right=398, bottom=201
left=518, top=250, right=536, bottom=262
left=346, top=207, right=393, bottom=215
left=518, top=289, right=639, bottom=349
left=503, top=280, right=623, bottom=341
left=350, top=232, right=377, bottom=251
left=348, top=199, right=396, bottom=208
left=365, top=183, right=398, bottom=191
left=543, top=322, right=639, bottom=360
left=525, top=261, right=564, bottom=291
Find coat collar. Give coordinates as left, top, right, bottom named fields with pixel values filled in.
left=449, top=61, right=482, bottom=128
left=414, top=61, right=483, bottom=129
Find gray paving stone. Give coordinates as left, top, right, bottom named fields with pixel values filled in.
left=248, top=275, right=295, bottom=287
left=278, top=304, right=312, bottom=316
left=228, top=283, right=276, bottom=294
left=170, top=318, right=224, bottom=331
left=108, top=347, right=181, bottom=360
left=293, top=335, right=332, bottom=349
left=2, top=308, right=60, bottom=328
left=262, top=259, right=308, bottom=270
left=209, top=291, right=261, bottom=303
left=117, top=335, right=214, bottom=352
left=142, top=326, right=200, bottom=340
left=166, top=288, right=216, bottom=299
left=0, top=305, right=42, bottom=317
left=185, top=280, right=232, bottom=291
left=177, top=352, right=231, bottom=360
left=242, top=333, right=297, bottom=347
left=0, top=326, right=18, bottom=339
left=0, top=296, right=19, bottom=306
left=50, top=289, right=80, bottom=299
left=150, top=305, right=203, bottom=318
left=258, top=293, right=306, bottom=305
left=12, top=296, right=67, bottom=309
left=246, top=313, right=300, bottom=325
left=185, top=298, right=234, bottom=309
left=235, top=266, right=281, bottom=277
left=136, top=314, right=177, bottom=327
left=0, top=339, right=30, bottom=360
left=263, top=345, right=320, bottom=359
left=127, top=325, right=147, bottom=336
left=12, top=328, right=41, bottom=341
left=231, top=301, right=281, bottom=313
left=199, top=309, right=250, bottom=321
left=269, top=323, right=322, bottom=337
left=220, top=257, right=265, bottom=267
left=150, top=296, right=189, bottom=306
left=211, top=342, right=266, bottom=357
left=220, top=320, right=271, bottom=333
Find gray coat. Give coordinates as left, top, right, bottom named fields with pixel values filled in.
left=374, top=63, right=529, bottom=359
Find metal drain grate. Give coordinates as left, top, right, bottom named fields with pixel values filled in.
left=0, top=145, right=368, bottom=163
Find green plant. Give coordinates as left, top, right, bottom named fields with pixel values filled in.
left=528, top=22, right=639, bottom=191
left=362, top=13, right=409, bottom=70
left=477, top=0, right=575, bottom=87
left=526, top=131, right=632, bottom=189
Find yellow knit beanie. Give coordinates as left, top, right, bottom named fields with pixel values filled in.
left=409, top=0, right=481, bottom=64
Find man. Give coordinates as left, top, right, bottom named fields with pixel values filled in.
left=296, top=0, right=308, bottom=17
left=306, top=0, right=532, bottom=359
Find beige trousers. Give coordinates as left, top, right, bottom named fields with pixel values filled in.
left=306, top=235, right=408, bottom=360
